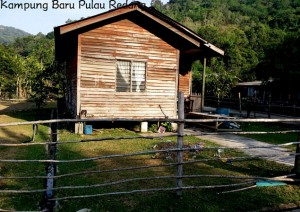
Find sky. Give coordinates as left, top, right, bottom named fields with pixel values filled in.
left=0, top=0, right=168, bottom=35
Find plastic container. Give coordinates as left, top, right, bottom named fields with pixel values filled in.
left=216, top=108, right=229, bottom=116
left=84, top=125, right=93, bottom=135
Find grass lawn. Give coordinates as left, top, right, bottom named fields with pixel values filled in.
left=0, top=108, right=300, bottom=211
left=53, top=131, right=300, bottom=211
left=0, top=110, right=53, bottom=210
left=241, top=122, right=299, bottom=151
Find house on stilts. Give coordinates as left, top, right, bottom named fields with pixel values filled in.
left=54, top=1, right=224, bottom=131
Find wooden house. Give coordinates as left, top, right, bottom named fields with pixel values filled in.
left=54, top=2, right=224, bottom=120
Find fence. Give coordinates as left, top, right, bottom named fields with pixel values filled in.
left=0, top=93, right=300, bottom=211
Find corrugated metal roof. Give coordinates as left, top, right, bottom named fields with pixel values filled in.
left=237, top=81, right=263, bottom=86
left=54, top=1, right=224, bottom=61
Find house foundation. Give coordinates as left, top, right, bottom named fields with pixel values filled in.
left=75, top=122, right=84, bottom=134
left=140, top=122, right=148, bottom=133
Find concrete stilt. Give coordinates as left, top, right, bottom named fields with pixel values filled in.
left=141, top=122, right=148, bottom=133
left=75, top=122, right=83, bottom=134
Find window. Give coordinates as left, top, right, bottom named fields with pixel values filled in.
left=116, top=60, right=146, bottom=92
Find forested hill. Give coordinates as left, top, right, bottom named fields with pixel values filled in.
left=152, top=0, right=300, bottom=100
left=0, top=25, right=31, bottom=44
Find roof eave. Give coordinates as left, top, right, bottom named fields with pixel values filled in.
left=204, top=43, right=224, bottom=56
left=55, top=7, right=135, bottom=35
left=54, top=2, right=224, bottom=58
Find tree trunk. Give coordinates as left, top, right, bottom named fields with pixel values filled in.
left=16, top=76, right=19, bottom=98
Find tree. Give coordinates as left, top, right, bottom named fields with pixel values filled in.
left=0, top=44, right=31, bottom=98
left=1, top=33, right=64, bottom=106
left=26, top=35, right=56, bottom=108
left=151, top=0, right=164, bottom=8
left=164, top=0, right=299, bottom=98
left=192, top=58, right=239, bottom=99
left=0, top=44, right=16, bottom=98
left=255, top=32, right=300, bottom=102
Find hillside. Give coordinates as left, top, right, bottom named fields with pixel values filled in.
left=152, top=0, right=300, bottom=101
left=0, top=25, right=31, bottom=44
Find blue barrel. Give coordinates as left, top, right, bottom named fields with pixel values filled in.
left=84, top=125, right=93, bottom=135
left=216, top=108, right=229, bottom=116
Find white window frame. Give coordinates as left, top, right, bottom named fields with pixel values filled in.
left=116, top=59, right=147, bottom=92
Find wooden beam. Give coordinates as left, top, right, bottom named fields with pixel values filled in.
left=204, top=43, right=224, bottom=56
left=58, top=8, right=134, bottom=35
left=176, top=92, right=184, bottom=196
left=77, top=34, right=82, bottom=116
left=137, top=8, right=200, bottom=47
left=294, top=133, right=300, bottom=177
left=201, top=57, right=206, bottom=112
left=175, top=49, right=180, bottom=116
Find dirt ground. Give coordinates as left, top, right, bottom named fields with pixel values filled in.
left=185, top=128, right=295, bottom=166
left=0, top=100, right=55, bottom=142
left=0, top=100, right=37, bottom=113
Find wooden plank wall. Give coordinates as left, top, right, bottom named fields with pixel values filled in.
left=179, top=71, right=191, bottom=97
left=78, top=19, right=178, bottom=118
left=66, top=51, right=78, bottom=116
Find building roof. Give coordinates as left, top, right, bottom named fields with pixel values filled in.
left=54, top=1, right=224, bottom=61
left=237, top=81, right=263, bottom=86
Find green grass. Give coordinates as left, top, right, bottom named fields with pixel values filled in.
left=0, top=111, right=300, bottom=211
left=0, top=108, right=54, bottom=210
left=241, top=122, right=299, bottom=151
left=52, top=130, right=299, bottom=211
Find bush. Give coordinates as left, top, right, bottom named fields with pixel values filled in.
left=149, top=124, right=158, bottom=132
left=161, top=122, right=173, bottom=132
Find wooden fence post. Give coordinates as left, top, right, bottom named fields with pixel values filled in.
left=294, top=133, right=300, bottom=177
left=176, top=92, right=184, bottom=196
left=201, top=57, right=206, bottom=112
left=31, top=124, right=38, bottom=142
left=268, top=93, right=271, bottom=118
left=238, top=92, right=242, bottom=116
left=42, top=109, right=58, bottom=211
